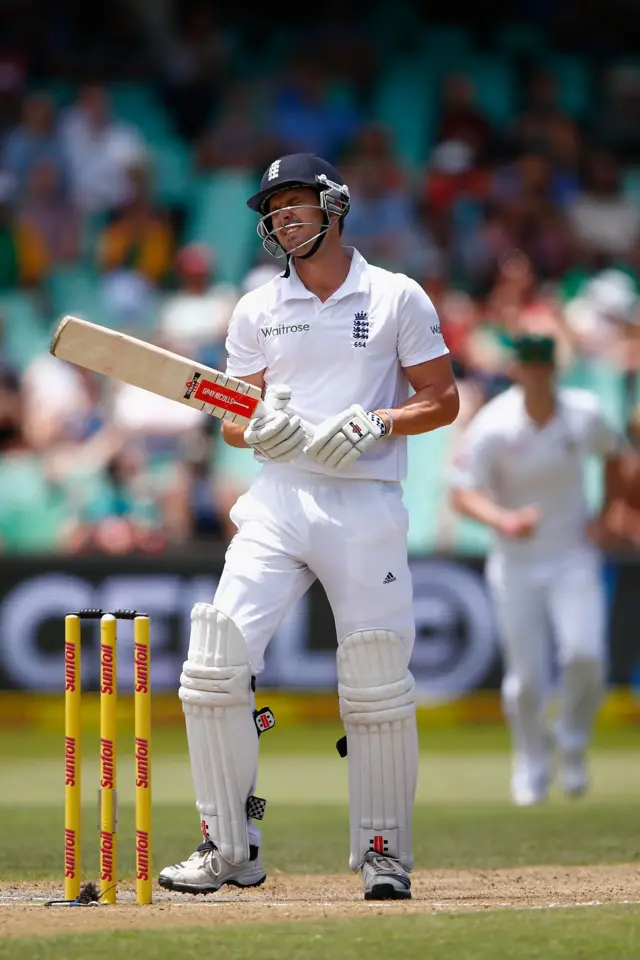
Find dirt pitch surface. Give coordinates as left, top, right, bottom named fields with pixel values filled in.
left=1, top=865, right=639, bottom=938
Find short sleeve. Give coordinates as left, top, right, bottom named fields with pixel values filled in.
left=224, top=301, right=266, bottom=378
left=397, top=277, right=449, bottom=368
left=449, top=411, right=499, bottom=491
left=584, top=401, right=625, bottom=458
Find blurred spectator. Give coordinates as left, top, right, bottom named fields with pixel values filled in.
left=158, top=243, right=238, bottom=366
left=195, top=84, right=276, bottom=173
left=0, top=40, right=27, bottom=133
left=435, top=74, right=493, bottom=159
left=60, top=82, right=148, bottom=213
left=342, top=123, right=406, bottom=190
left=508, top=70, right=577, bottom=159
left=110, top=383, right=207, bottom=544
left=0, top=367, right=72, bottom=553
left=161, top=5, right=232, bottom=140
left=463, top=251, right=574, bottom=404
left=96, top=159, right=174, bottom=327
left=489, top=151, right=576, bottom=278
left=183, top=420, right=238, bottom=543
left=0, top=171, right=47, bottom=291
left=63, top=444, right=169, bottom=556
left=20, top=357, right=104, bottom=452
left=423, top=140, right=490, bottom=217
left=567, top=150, right=640, bottom=259
left=545, top=118, right=582, bottom=206
left=19, top=158, right=80, bottom=265
left=421, top=140, right=491, bottom=283
left=241, top=259, right=282, bottom=294
left=593, top=65, right=640, bottom=163
left=268, top=55, right=360, bottom=163
left=564, top=266, right=640, bottom=360
left=1, top=92, right=67, bottom=191
left=343, top=154, right=440, bottom=277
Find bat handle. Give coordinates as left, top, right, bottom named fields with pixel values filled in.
left=254, top=386, right=314, bottom=441
left=263, top=384, right=292, bottom=412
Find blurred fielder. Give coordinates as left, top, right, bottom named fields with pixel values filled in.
left=159, top=153, right=459, bottom=899
left=450, top=334, right=636, bottom=805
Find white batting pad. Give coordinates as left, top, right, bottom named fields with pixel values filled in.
left=179, top=603, right=258, bottom=864
left=337, top=629, right=418, bottom=871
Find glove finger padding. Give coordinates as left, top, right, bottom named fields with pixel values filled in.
left=244, top=409, right=291, bottom=446
left=254, top=415, right=301, bottom=451
left=305, top=405, right=384, bottom=469
left=255, top=419, right=307, bottom=460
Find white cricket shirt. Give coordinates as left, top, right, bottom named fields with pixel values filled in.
left=225, top=247, right=448, bottom=480
left=450, top=385, right=624, bottom=561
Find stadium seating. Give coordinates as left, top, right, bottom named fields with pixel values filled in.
left=0, top=291, right=50, bottom=371
left=185, top=171, right=261, bottom=286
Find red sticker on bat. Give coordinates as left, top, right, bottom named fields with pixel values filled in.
left=192, top=379, right=259, bottom=417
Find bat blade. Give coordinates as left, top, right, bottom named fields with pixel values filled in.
left=50, top=316, right=262, bottom=425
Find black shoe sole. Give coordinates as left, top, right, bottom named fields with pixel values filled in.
left=365, top=884, right=412, bottom=901
left=157, top=873, right=267, bottom=895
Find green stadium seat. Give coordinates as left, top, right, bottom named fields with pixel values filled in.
left=0, top=291, right=49, bottom=370
left=421, top=25, right=472, bottom=68
left=464, top=55, right=516, bottom=126
left=622, top=167, right=640, bottom=202
left=404, top=424, right=457, bottom=554
left=150, top=138, right=192, bottom=206
left=372, top=61, right=438, bottom=167
left=40, top=79, right=75, bottom=108
left=186, top=172, right=261, bottom=286
left=46, top=266, right=107, bottom=329
left=0, top=452, right=71, bottom=552
left=109, top=82, right=174, bottom=143
left=494, top=24, right=545, bottom=58
left=543, top=54, right=591, bottom=119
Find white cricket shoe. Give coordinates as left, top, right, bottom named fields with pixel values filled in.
left=511, top=757, right=549, bottom=807
left=361, top=851, right=412, bottom=900
left=561, top=749, right=589, bottom=798
left=158, top=840, right=266, bottom=895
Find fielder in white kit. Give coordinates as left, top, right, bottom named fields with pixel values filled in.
left=158, top=153, right=459, bottom=899
left=450, top=334, right=629, bottom=806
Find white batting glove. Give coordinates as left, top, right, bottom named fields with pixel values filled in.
left=304, top=405, right=388, bottom=470
left=243, top=384, right=308, bottom=462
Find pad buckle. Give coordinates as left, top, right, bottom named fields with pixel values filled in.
left=246, top=795, right=267, bottom=821
left=254, top=706, right=275, bottom=736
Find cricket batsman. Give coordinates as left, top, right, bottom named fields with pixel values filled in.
left=158, top=153, right=459, bottom=899
left=450, top=334, right=638, bottom=805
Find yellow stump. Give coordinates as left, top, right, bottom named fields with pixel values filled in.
left=99, top=615, right=117, bottom=904
left=134, top=616, right=152, bottom=905
left=64, top=615, right=81, bottom=902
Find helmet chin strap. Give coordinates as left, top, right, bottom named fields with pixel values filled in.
left=282, top=214, right=330, bottom=276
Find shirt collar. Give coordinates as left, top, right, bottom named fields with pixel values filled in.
left=278, top=246, right=370, bottom=302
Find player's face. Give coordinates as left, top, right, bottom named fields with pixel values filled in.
left=516, top=362, right=555, bottom=392
left=268, top=187, right=325, bottom=255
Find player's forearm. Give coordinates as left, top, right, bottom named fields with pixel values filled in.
left=450, top=487, right=509, bottom=532
left=221, top=421, right=250, bottom=448
left=376, top=381, right=459, bottom=436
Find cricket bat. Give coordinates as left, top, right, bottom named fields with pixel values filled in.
left=50, top=316, right=264, bottom=425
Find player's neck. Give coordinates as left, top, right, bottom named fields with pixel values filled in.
left=292, top=243, right=352, bottom=303
left=523, top=388, right=556, bottom=427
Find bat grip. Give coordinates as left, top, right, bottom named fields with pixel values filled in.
left=253, top=393, right=314, bottom=441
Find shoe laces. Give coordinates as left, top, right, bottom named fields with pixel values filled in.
left=187, top=840, right=222, bottom=876
left=364, top=851, right=405, bottom=875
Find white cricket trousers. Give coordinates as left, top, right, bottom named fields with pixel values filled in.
left=212, top=466, right=416, bottom=848
left=213, top=465, right=416, bottom=675
left=486, top=545, right=606, bottom=768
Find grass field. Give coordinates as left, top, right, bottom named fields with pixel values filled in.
left=0, top=716, right=639, bottom=958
